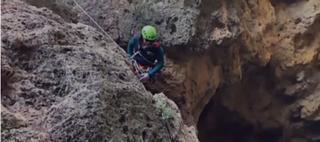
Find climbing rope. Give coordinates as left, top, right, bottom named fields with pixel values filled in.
left=72, top=0, right=113, bottom=40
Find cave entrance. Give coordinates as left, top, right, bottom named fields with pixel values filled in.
left=197, top=93, right=255, bottom=142
left=197, top=65, right=285, bottom=142
left=197, top=93, right=284, bottom=142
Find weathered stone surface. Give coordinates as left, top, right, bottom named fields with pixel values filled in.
left=61, top=0, right=199, bottom=48
left=1, top=105, right=26, bottom=130
left=153, top=93, right=199, bottom=142
left=66, top=0, right=320, bottom=124
left=1, top=0, right=195, bottom=141
left=198, top=67, right=320, bottom=141
left=299, top=83, right=320, bottom=121
left=3, top=0, right=320, bottom=141
left=22, top=0, right=78, bottom=23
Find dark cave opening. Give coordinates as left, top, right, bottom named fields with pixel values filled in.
left=197, top=63, right=286, bottom=142
left=197, top=94, right=255, bottom=142
left=197, top=93, right=284, bottom=142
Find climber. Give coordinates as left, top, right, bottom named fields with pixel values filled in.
left=127, top=25, right=165, bottom=82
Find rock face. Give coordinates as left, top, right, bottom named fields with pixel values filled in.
left=66, top=0, right=199, bottom=47
left=198, top=67, right=320, bottom=142
left=1, top=0, right=197, bottom=141
left=22, top=0, right=78, bottom=23
left=58, top=0, right=319, bottom=124
left=146, top=55, right=222, bottom=125
left=153, top=93, right=199, bottom=142
left=4, top=0, right=320, bottom=141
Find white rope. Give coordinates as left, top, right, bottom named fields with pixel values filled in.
left=72, top=0, right=113, bottom=40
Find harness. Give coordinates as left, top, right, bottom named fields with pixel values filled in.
left=130, top=53, right=150, bottom=75
left=135, top=51, right=155, bottom=65
left=133, top=39, right=161, bottom=66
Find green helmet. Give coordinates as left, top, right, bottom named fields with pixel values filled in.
left=141, top=25, right=157, bottom=41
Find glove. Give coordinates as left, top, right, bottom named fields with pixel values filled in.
left=139, top=73, right=149, bottom=81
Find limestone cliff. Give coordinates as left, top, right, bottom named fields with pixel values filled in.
left=4, top=0, right=320, bottom=141
left=1, top=0, right=196, bottom=141
left=53, top=0, right=319, bottom=126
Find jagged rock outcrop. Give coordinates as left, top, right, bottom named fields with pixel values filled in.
left=299, top=84, right=320, bottom=121
left=22, top=0, right=78, bottom=23
left=153, top=93, right=199, bottom=142
left=1, top=0, right=197, bottom=141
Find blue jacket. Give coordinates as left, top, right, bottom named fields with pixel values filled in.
left=127, top=34, right=164, bottom=77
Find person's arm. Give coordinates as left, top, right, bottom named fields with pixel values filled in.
left=148, top=48, right=165, bottom=77
left=127, top=36, right=137, bottom=56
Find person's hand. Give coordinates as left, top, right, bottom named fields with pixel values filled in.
left=139, top=73, right=149, bottom=81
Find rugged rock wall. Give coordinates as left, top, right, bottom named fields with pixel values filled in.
left=10, top=0, right=320, bottom=141
left=22, top=0, right=78, bottom=23
left=56, top=0, right=319, bottom=125
left=64, top=0, right=199, bottom=47
left=198, top=66, right=320, bottom=141
left=1, top=0, right=197, bottom=141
